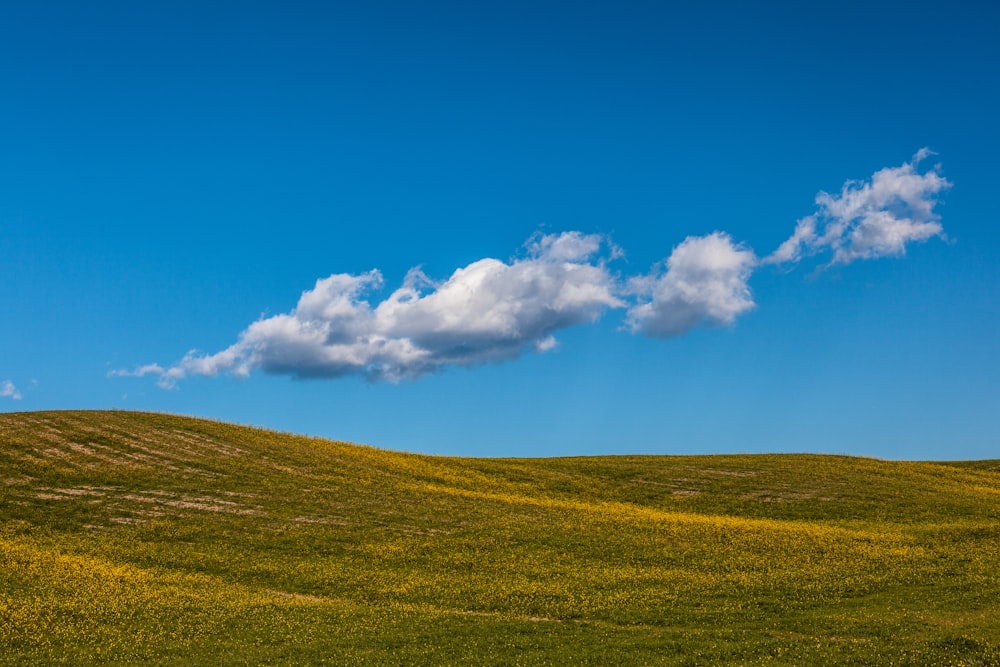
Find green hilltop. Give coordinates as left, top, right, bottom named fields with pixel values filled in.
left=1, top=410, right=999, bottom=665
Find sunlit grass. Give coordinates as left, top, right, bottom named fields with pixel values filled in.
left=1, top=410, right=999, bottom=665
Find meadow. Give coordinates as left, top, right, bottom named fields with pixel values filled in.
left=1, top=410, right=998, bottom=665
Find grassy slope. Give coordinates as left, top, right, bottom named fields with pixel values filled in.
left=1, top=411, right=999, bottom=666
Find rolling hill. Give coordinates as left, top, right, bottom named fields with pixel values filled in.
left=2, top=410, right=999, bottom=665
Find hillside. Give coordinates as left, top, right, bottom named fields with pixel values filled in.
left=1, top=410, right=999, bottom=665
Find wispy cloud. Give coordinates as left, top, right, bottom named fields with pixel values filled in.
left=626, top=232, right=756, bottom=338
left=107, top=363, right=181, bottom=390
left=116, top=151, right=948, bottom=388
left=765, top=148, right=950, bottom=266
left=120, top=232, right=623, bottom=386
left=1, top=380, right=21, bottom=400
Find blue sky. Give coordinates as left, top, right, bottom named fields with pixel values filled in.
left=2, top=1, right=998, bottom=459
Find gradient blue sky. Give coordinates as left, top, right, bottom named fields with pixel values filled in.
left=2, top=1, right=998, bottom=459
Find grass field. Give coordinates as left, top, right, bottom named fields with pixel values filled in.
left=1, top=410, right=998, bottom=665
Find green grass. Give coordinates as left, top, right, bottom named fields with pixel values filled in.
left=2, top=410, right=999, bottom=665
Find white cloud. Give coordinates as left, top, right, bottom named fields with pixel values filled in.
left=765, top=148, right=950, bottom=266
left=107, top=363, right=180, bottom=390
left=109, top=363, right=165, bottom=378
left=121, top=232, right=624, bottom=385
left=767, top=215, right=817, bottom=265
left=1, top=380, right=21, bottom=400
left=114, top=152, right=952, bottom=387
left=626, top=232, right=757, bottom=338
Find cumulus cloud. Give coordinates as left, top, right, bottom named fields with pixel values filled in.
left=626, top=232, right=757, bottom=338
left=114, top=151, right=950, bottom=388
left=765, top=148, right=950, bottom=266
left=120, top=232, right=624, bottom=386
left=1, top=380, right=21, bottom=400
